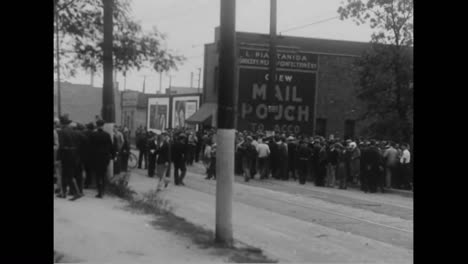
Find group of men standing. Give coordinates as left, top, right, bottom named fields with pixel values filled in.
left=54, top=115, right=131, bottom=200
left=134, top=127, right=208, bottom=189
left=234, top=132, right=412, bottom=193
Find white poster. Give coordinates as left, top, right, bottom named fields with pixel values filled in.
left=172, top=96, right=200, bottom=129
left=147, top=97, right=170, bottom=133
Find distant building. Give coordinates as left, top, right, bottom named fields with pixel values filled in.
left=122, top=86, right=202, bottom=140
left=53, top=82, right=121, bottom=125
left=121, top=90, right=149, bottom=140
left=165, top=86, right=202, bottom=95
left=188, top=27, right=414, bottom=138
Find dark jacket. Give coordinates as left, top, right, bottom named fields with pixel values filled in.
left=88, top=128, right=115, bottom=168
left=327, top=147, right=339, bottom=165
left=367, top=146, right=383, bottom=171
left=75, top=130, right=88, bottom=163
left=172, top=141, right=188, bottom=164
left=57, top=126, right=79, bottom=165
left=297, top=143, right=312, bottom=161
left=238, top=142, right=257, bottom=162
left=156, top=141, right=170, bottom=165
left=287, top=142, right=296, bottom=165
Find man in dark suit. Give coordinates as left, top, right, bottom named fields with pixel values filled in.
left=88, top=120, right=115, bottom=198
left=136, top=127, right=148, bottom=169
left=83, top=123, right=95, bottom=189
left=155, top=133, right=171, bottom=190
left=57, top=115, right=82, bottom=201
left=367, top=140, right=384, bottom=193
left=287, top=136, right=297, bottom=181
left=172, top=133, right=188, bottom=185
left=147, top=131, right=157, bottom=178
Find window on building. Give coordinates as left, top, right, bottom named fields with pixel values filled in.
left=344, top=119, right=356, bottom=140
left=315, top=118, right=327, bottom=137
left=214, top=66, right=219, bottom=94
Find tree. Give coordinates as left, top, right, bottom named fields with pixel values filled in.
left=54, top=0, right=185, bottom=78
left=338, top=0, right=413, bottom=142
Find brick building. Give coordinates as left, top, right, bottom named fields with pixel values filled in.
left=194, top=28, right=378, bottom=139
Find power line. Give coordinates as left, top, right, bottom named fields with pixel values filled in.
left=279, top=16, right=340, bottom=34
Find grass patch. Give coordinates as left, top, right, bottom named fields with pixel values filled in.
left=107, top=180, right=277, bottom=263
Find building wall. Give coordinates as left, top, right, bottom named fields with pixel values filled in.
left=202, top=30, right=375, bottom=138
left=53, top=82, right=121, bottom=125
left=316, top=54, right=363, bottom=139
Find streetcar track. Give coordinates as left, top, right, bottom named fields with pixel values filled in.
left=132, top=169, right=412, bottom=237
left=185, top=175, right=413, bottom=235
left=187, top=165, right=413, bottom=210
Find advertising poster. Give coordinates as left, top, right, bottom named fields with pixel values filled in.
left=172, top=96, right=200, bottom=129
left=147, top=97, right=170, bottom=133
left=238, top=47, right=318, bottom=134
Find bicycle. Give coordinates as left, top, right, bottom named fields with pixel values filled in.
left=128, top=152, right=138, bottom=169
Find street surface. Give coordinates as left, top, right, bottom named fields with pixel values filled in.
left=54, top=160, right=413, bottom=263
left=130, top=162, right=413, bottom=263
left=54, top=190, right=227, bottom=263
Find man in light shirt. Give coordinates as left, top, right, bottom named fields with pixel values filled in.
left=400, top=144, right=412, bottom=190
left=256, top=137, right=271, bottom=179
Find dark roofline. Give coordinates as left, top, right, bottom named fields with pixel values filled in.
left=212, top=27, right=414, bottom=57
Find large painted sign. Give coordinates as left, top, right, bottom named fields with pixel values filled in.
left=238, top=46, right=318, bottom=134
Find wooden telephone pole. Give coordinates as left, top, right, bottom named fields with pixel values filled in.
left=215, top=0, right=237, bottom=246
left=102, top=0, right=115, bottom=123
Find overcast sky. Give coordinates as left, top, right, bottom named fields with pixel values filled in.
left=64, top=0, right=374, bottom=94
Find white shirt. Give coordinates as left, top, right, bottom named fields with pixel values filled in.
left=400, top=149, right=411, bottom=164
left=256, top=143, right=270, bottom=158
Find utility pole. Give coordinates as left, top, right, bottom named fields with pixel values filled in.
left=268, top=0, right=277, bottom=111
left=123, top=71, right=127, bottom=91
left=169, top=75, right=172, bottom=89
left=55, top=2, right=61, bottom=117
left=197, top=67, right=202, bottom=93
left=142, top=75, right=146, bottom=93
left=102, top=0, right=115, bottom=180
left=159, top=71, right=163, bottom=94
left=215, top=0, right=236, bottom=246
left=102, top=0, right=115, bottom=122
left=190, top=72, right=194, bottom=89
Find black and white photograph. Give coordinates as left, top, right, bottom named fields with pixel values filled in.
left=54, top=0, right=413, bottom=263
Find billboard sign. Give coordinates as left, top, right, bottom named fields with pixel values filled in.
left=147, top=97, right=170, bottom=133
left=172, top=96, right=200, bottom=129
left=238, top=46, right=318, bottom=134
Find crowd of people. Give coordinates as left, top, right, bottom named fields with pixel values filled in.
left=54, top=115, right=131, bottom=200
left=232, top=131, right=413, bottom=193
left=132, top=127, right=413, bottom=194
left=54, top=112, right=413, bottom=201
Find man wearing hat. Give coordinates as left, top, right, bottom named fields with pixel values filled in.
left=238, top=136, right=257, bottom=182
left=382, top=142, right=398, bottom=189
left=88, top=119, right=115, bottom=198
left=83, top=123, right=95, bottom=189
left=57, top=115, right=82, bottom=200
left=297, top=138, right=312, bottom=185
left=359, top=140, right=371, bottom=192
left=172, top=133, right=188, bottom=185
left=367, top=140, right=384, bottom=193
left=287, top=136, right=297, bottom=181
left=147, top=131, right=158, bottom=178
left=155, top=133, right=171, bottom=190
